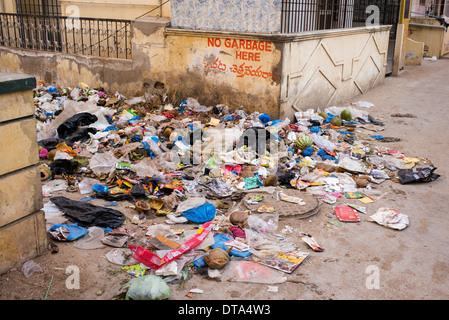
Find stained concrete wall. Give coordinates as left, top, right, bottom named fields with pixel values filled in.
left=0, top=73, right=47, bottom=275
left=160, top=28, right=283, bottom=118
left=408, top=17, right=448, bottom=58
left=0, top=17, right=171, bottom=98
left=280, top=26, right=391, bottom=120
left=405, top=38, right=425, bottom=65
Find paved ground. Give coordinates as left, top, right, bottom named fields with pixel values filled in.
left=0, top=57, right=448, bottom=303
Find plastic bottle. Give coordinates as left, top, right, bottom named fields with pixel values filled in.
left=142, top=136, right=163, bottom=157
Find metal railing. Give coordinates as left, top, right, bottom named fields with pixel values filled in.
left=0, top=13, right=132, bottom=59
left=280, top=0, right=400, bottom=33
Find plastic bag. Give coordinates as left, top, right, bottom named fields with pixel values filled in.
left=244, top=229, right=282, bottom=259
left=49, top=223, right=88, bottom=241
left=74, top=227, right=105, bottom=249
left=131, top=157, right=159, bottom=178
left=57, top=112, right=98, bottom=139
left=89, top=151, right=121, bottom=175
left=247, top=213, right=278, bottom=234
left=22, top=260, right=43, bottom=278
left=123, top=275, right=171, bottom=300
left=182, top=203, right=216, bottom=223
left=42, top=201, right=67, bottom=230
left=398, top=165, right=440, bottom=184
left=176, top=196, right=206, bottom=213
left=50, top=196, right=126, bottom=229
left=310, top=133, right=336, bottom=152
left=384, top=156, right=407, bottom=170
left=42, top=179, right=69, bottom=194
left=78, top=178, right=101, bottom=195
left=338, top=156, right=366, bottom=173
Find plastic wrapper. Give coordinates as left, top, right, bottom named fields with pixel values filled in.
left=130, top=221, right=216, bottom=270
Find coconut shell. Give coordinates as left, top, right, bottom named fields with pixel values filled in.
left=204, top=248, right=231, bottom=269
left=229, top=211, right=249, bottom=227
left=354, top=175, right=371, bottom=188
left=264, top=173, right=279, bottom=186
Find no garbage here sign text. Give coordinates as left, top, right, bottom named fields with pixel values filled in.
left=207, top=37, right=273, bottom=62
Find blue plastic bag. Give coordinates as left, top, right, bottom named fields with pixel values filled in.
left=302, top=147, right=314, bottom=156
left=182, top=203, right=216, bottom=223
left=49, top=223, right=87, bottom=241
left=259, top=113, right=271, bottom=125
left=211, top=234, right=252, bottom=258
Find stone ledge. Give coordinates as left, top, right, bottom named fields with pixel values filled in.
left=0, top=73, right=36, bottom=95
left=165, top=25, right=392, bottom=42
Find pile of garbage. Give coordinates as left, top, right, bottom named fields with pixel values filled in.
left=34, top=82, right=440, bottom=299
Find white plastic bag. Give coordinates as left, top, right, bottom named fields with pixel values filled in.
left=310, top=133, right=336, bottom=152
left=89, top=151, right=120, bottom=175
left=78, top=178, right=101, bottom=194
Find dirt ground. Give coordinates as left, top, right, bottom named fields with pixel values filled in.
left=1, top=57, right=448, bottom=302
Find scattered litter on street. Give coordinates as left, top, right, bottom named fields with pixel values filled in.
left=31, top=82, right=440, bottom=299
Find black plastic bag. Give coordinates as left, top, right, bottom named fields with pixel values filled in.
left=38, top=138, right=73, bottom=151
left=67, top=127, right=98, bottom=143
left=50, top=196, right=126, bottom=229
left=131, top=183, right=146, bottom=198
left=398, top=165, right=440, bottom=184
left=57, top=112, right=98, bottom=139
left=49, top=159, right=80, bottom=175
left=95, top=192, right=134, bottom=202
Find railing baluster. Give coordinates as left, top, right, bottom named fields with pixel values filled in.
left=0, top=12, right=131, bottom=60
